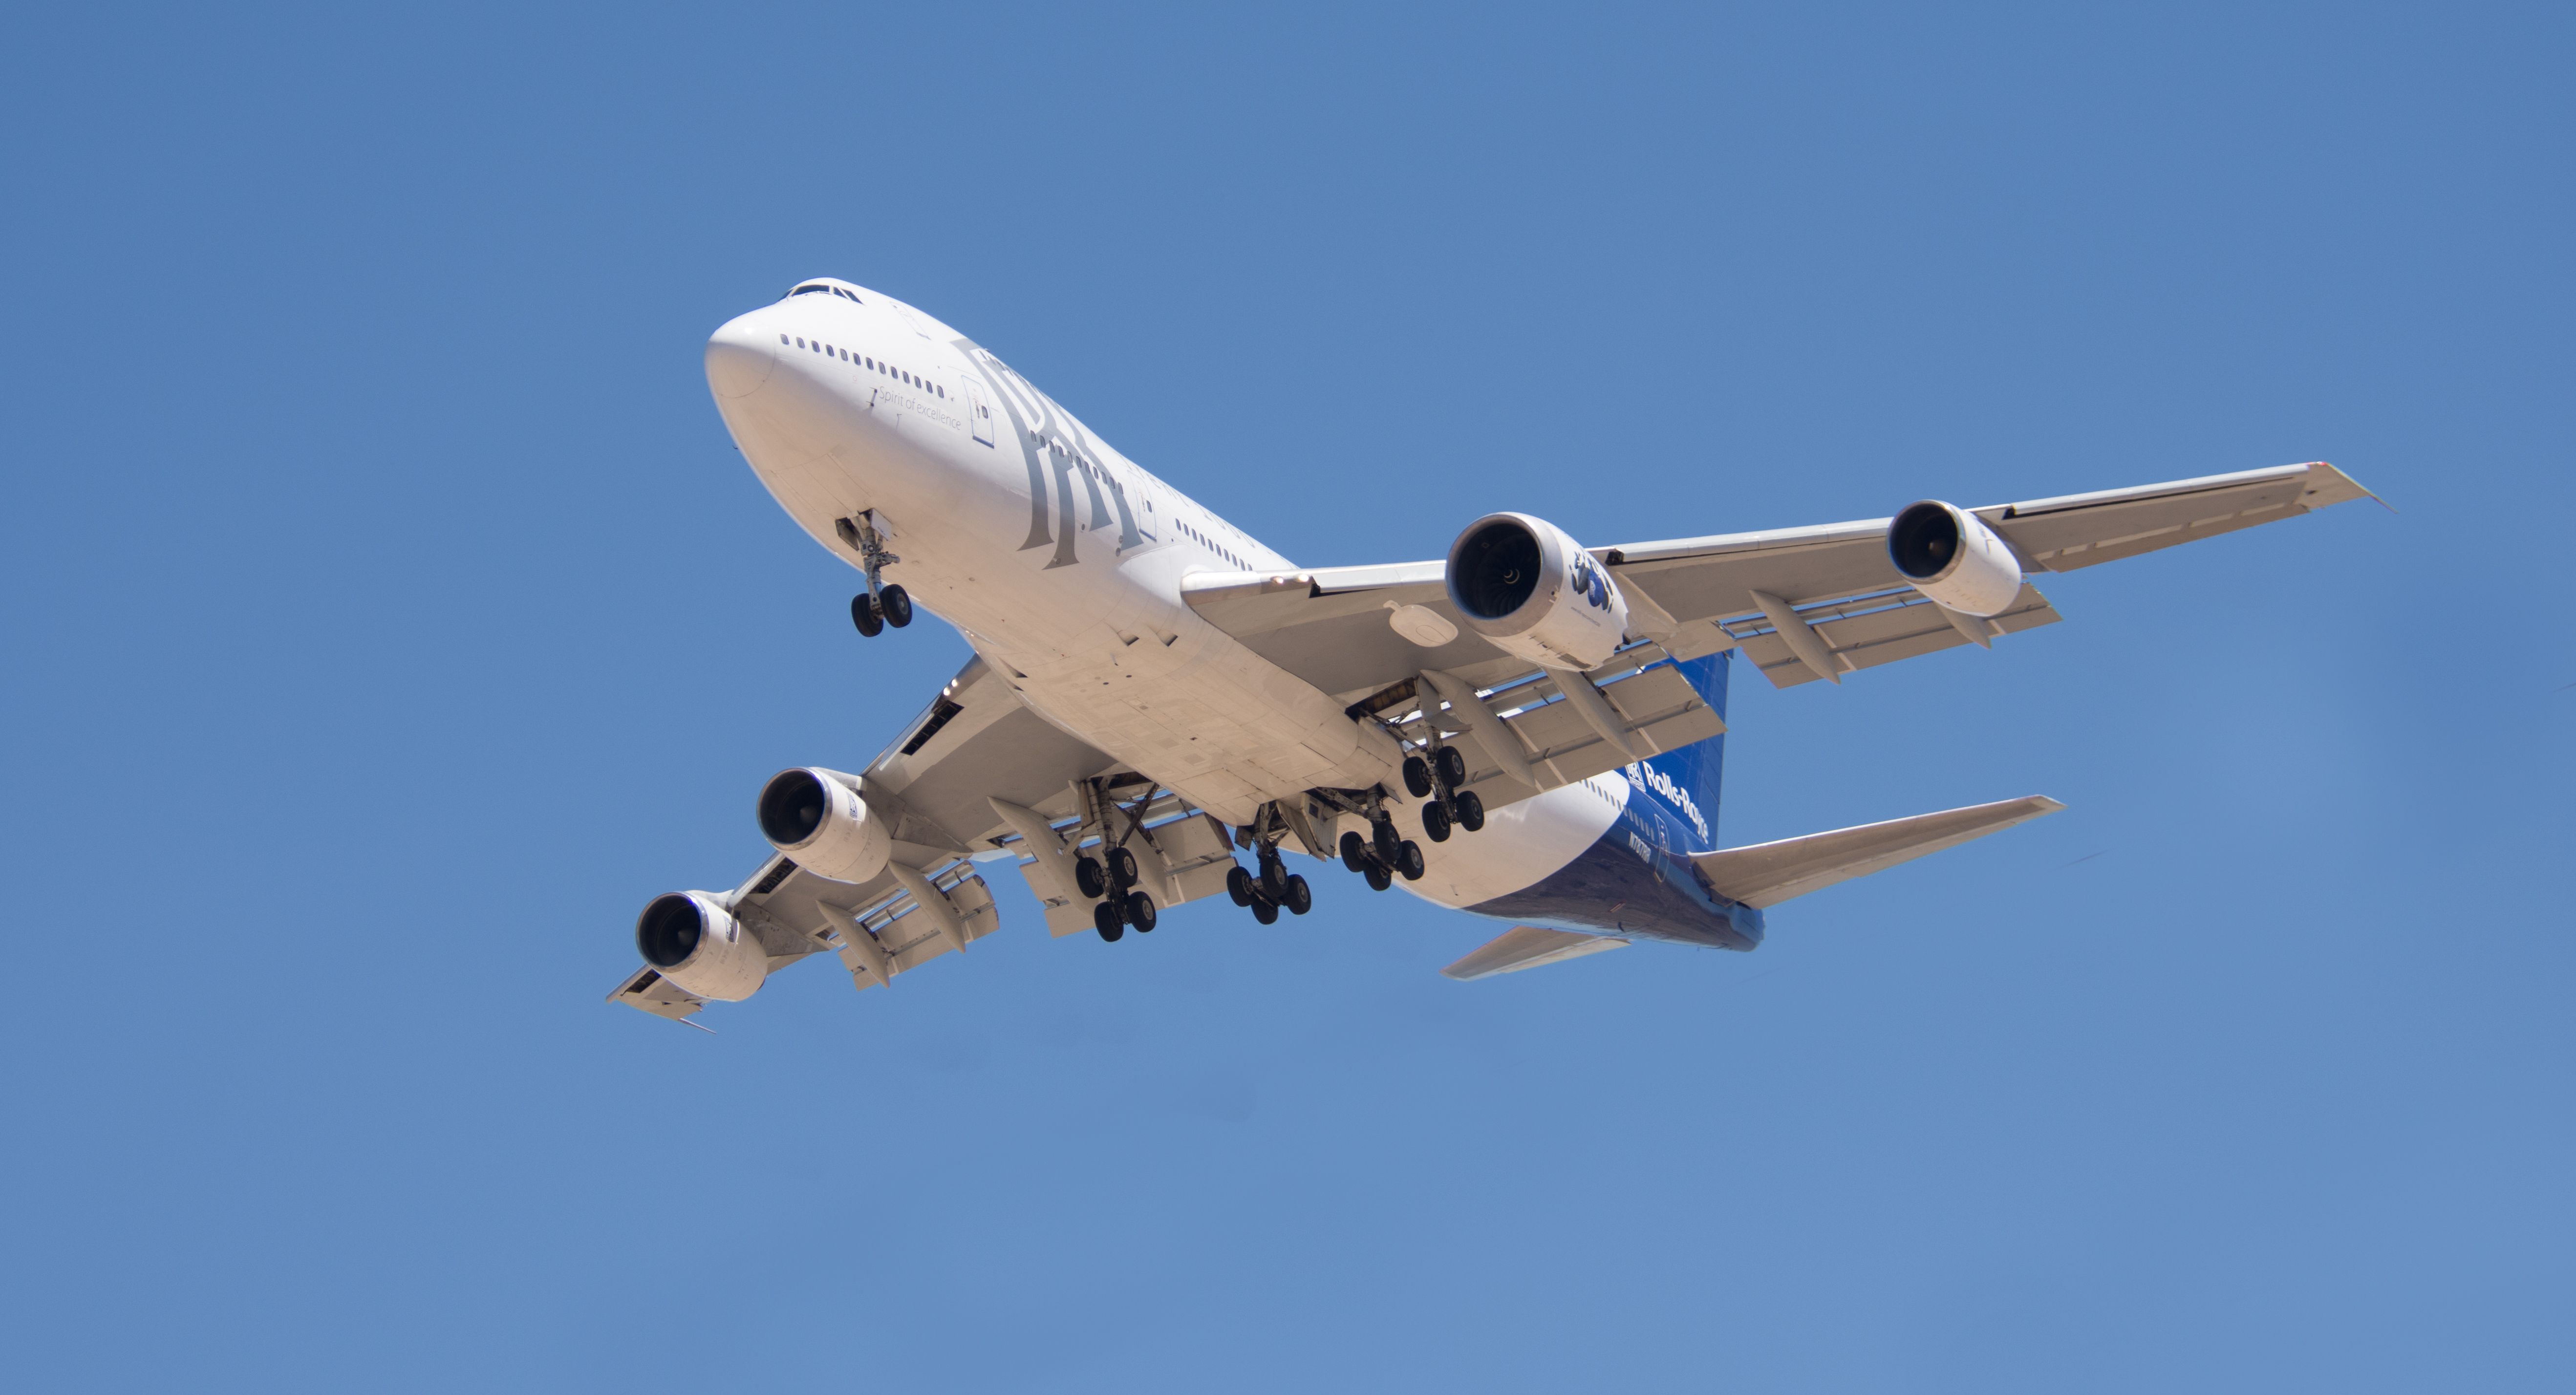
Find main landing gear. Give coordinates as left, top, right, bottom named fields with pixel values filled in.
left=1225, top=804, right=1312, bottom=925
left=837, top=515, right=912, bottom=638
left=1339, top=806, right=1425, bottom=892
left=1398, top=743, right=1485, bottom=843
left=1077, top=781, right=1162, bottom=943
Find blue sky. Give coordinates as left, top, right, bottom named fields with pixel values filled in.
left=3, top=3, right=2570, bottom=1390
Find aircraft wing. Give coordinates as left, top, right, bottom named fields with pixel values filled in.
left=609, top=653, right=1130, bottom=1021
left=1182, top=460, right=2374, bottom=698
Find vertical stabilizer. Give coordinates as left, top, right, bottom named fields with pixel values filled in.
left=1622, top=650, right=1730, bottom=854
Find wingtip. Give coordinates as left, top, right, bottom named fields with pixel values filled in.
left=2307, top=460, right=2394, bottom=515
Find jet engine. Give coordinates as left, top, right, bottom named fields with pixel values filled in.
left=1444, top=513, right=1631, bottom=670
left=755, top=767, right=891, bottom=884
left=635, top=891, right=768, bottom=1001
left=1886, top=500, right=2023, bottom=618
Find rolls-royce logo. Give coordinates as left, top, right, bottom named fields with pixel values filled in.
left=1624, top=761, right=1709, bottom=842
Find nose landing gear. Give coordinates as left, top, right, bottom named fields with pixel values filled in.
left=836, top=515, right=912, bottom=637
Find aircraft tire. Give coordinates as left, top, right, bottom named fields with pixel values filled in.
left=1340, top=831, right=1370, bottom=873
left=1435, top=746, right=1468, bottom=788
left=1454, top=790, right=1485, bottom=832
left=1109, top=846, right=1139, bottom=884
left=851, top=595, right=883, bottom=637
left=1421, top=802, right=1451, bottom=842
left=1075, top=856, right=1106, bottom=899
left=1372, top=819, right=1401, bottom=865
left=1402, top=755, right=1433, bottom=798
left=1094, top=901, right=1125, bottom=941
left=880, top=584, right=914, bottom=628
left=1226, top=866, right=1254, bottom=906
left=1283, top=875, right=1312, bottom=915
left=1396, top=841, right=1425, bottom=881
left=1364, top=864, right=1392, bottom=892
left=1125, top=891, right=1158, bottom=931
left=1251, top=896, right=1280, bottom=925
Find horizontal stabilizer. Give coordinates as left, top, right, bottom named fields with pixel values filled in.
left=1442, top=926, right=1630, bottom=981
left=1693, top=795, right=2065, bottom=908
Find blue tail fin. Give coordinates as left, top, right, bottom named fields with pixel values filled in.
left=1623, top=650, right=1730, bottom=854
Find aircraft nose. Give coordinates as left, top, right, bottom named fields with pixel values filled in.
left=705, top=314, right=777, bottom=399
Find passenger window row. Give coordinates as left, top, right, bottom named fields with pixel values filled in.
left=1177, top=518, right=1247, bottom=569
left=782, top=335, right=946, bottom=399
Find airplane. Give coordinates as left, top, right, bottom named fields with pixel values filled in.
left=611, top=276, right=2376, bottom=1024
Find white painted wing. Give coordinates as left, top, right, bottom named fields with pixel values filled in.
left=1607, top=461, right=2373, bottom=687
left=1441, top=926, right=1631, bottom=981
left=1180, top=461, right=2374, bottom=697
left=1692, top=795, right=2066, bottom=909
left=610, top=653, right=1121, bottom=1020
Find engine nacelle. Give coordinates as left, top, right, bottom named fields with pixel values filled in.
left=635, top=891, right=768, bottom=1001
left=755, top=767, right=890, bottom=884
left=1445, top=513, right=1631, bottom=670
left=1887, top=500, right=2023, bottom=618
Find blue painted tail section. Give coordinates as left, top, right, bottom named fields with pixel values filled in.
left=1621, top=650, right=1729, bottom=855
left=1462, top=649, right=1762, bottom=952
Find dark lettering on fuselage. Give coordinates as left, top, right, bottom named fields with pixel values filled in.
left=963, top=342, right=1145, bottom=569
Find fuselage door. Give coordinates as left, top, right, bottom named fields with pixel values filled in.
left=963, top=378, right=996, bottom=447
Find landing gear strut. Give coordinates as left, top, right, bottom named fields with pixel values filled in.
left=1228, top=802, right=1313, bottom=924
left=1080, top=779, right=1162, bottom=942
left=837, top=515, right=912, bottom=637
left=1322, top=787, right=1423, bottom=892
left=1399, top=731, right=1483, bottom=842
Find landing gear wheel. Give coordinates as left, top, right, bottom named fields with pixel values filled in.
left=1421, top=801, right=1452, bottom=842
left=879, top=584, right=913, bottom=628
left=1258, top=853, right=1288, bottom=899
left=1435, top=746, right=1468, bottom=787
left=1125, top=891, right=1158, bottom=931
left=1250, top=897, right=1280, bottom=925
left=1075, top=856, right=1106, bottom=900
left=1283, top=874, right=1312, bottom=915
left=1093, top=901, right=1125, bottom=941
left=1340, top=831, right=1371, bottom=874
left=1402, top=755, right=1434, bottom=798
left=1364, top=864, right=1392, bottom=892
left=1372, top=819, right=1401, bottom=865
left=850, top=594, right=883, bottom=637
left=1396, top=840, right=1425, bottom=881
left=1454, top=789, right=1485, bottom=832
left=1108, top=845, right=1140, bottom=885
left=1226, top=865, right=1255, bottom=906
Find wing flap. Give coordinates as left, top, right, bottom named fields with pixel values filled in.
left=1693, top=795, right=2066, bottom=908
left=1442, top=926, right=1631, bottom=981
left=606, top=966, right=710, bottom=1023
left=1729, top=583, right=2062, bottom=689
left=1387, top=661, right=1729, bottom=798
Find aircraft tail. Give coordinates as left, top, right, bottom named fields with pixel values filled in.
left=1623, top=650, right=1731, bottom=855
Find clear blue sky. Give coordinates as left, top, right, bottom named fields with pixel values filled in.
left=4, top=3, right=2570, bottom=1390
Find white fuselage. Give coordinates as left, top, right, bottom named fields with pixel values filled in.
left=705, top=280, right=1626, bottom=911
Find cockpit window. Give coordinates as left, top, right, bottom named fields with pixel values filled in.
left=787, top=282, right=866, bottom=302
